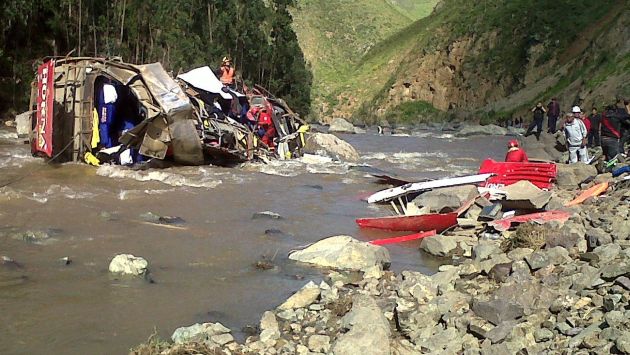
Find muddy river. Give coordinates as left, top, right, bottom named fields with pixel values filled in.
left=0, top=129, right=508, bottom=354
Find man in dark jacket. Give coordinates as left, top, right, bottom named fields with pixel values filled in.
left=547, top=98, right=560, bottom=133
left=587, top=107, right=601, bottom=147
left=525, top=102, right=547, bottom=140
left=600, top=101, right=630, bottom=160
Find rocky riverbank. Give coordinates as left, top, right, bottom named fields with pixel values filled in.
left=131, top=167, right=630, bottom=354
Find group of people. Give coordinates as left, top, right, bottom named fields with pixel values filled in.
left=213, top=56, right=278, bottom=149
left=507, top=97, right=630, bottom=165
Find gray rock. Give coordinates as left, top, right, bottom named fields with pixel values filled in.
left=525, top=247, right=570, bottom=270
left=332, top=295, right=390, bottom=355
left=308, top=334, right=331, bottom=353
left=488, top=263, right=512, bottom=283
left=58, top=256, right=72, bottom=265
left=534, top=328, right=554, bottom=342
left=502, top=180, right=552, bottom=210
left=456, top=124, right=508, bottom=137
left=546, top=220, right=585, bottom=249
left=605, top=310, right=624, bottom=328
left=171, top=322, right=230, bottom=344
left=556, top=163, right=597, bottom=188
left=601, top=261, right=630, bottom=280
left=472, top=299, right=524, bottom=326
left=328, top=117, right=356, bottom=134
left=288, top=235, right=390, bottom=271
left=474, top=242, right=502, bottom=261
left=15, top=111, right=32, bottom=136
left=210, top=333, right=234, bottom=345
left=108, top=254, right=148, bottom=276
left=414, top=185, right=479, bottom=212
left=616, top=332, right=630, bottom=354
left=507, top=248, right=533, bottom=261
left=278, top=281, right=320, bottom=310
left=587, top=228, right=612, bottom=248
left=615, top=276, right=630, bottom=290
left=486, top=321, right=518, bottom=344
left=303, top=132, right=360, bottom=162
left=593, top=243, right=621, bottom=262
left=252, top=211, right=283, bottom=220
left=421, top=235, right=459, bottom=257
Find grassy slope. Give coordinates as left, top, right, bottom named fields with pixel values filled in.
left=291, top=0, right=437, bottom=120
left=386, top=0, right=439, bottom=21
left=348, top=0, right=623, bottom=122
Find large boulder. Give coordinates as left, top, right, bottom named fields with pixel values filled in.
left=331, top=295, right=390, bottom=355
left=303, top=132, right=360, bottom=162
left=456, top=124, right=507, bottom=137
left=288, top=236, right=390, bottom=271
left=328, top=117, right=356, bottom=134
left=502, top=180, right=552, bottom=210
left=412, top=185, right=478, bottom=212
left=108, top=254, right=148, bottom=276
left=556, top=163, right=598, bottom=187
left=171, top=322, right=232, bottom=345
left=15, top=111, right=32, bottom=137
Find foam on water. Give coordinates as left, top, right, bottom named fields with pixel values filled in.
left=96, top=165, right=222, bottom=188
left=0, top=184, right=102, bottom=204
left=118, top=188, right=177, bottom=200
left=244, top=154, right=349, bottom=177
left=0, top=150, right=40, bottom=169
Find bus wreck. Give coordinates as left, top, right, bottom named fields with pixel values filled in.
left=29, top=57, right=307, bottom=166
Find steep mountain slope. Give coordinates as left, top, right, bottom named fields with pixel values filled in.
left=386, top=0, right=439, bottom=21
left=291, top=0, right=414, bottom=121
left=302, top=0, right=629, bottom=124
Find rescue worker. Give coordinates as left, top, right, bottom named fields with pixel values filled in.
left=525, top=102, right=546, bottom=140
left=547, top=97, right=560, bottom=133
left=564, top=107, right=589, bottom=163
left=505, top=139, right=528, bottom=162
left=219, top=57, right=235, bottom=89
left=257, top=107, right=276, bottom=149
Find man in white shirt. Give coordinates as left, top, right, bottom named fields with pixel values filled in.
left=564, top=106, right=588, bottom=163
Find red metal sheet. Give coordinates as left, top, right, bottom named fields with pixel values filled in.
left=356, top=212, right=457, bottom=232
left=369, top=230, right=437, bottom=245
left=488, top=210, right=572, bottom=231
left=34, top=60, right=55, bottom=157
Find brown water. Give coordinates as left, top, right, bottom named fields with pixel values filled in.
left=0, top=129, right=509, bottom=354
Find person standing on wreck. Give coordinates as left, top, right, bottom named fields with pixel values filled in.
left=525, top=102, right=546, bottom=140
left=219, top=57, right=235, bottom=89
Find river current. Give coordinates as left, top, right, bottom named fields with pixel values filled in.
left=0, top=129, right=509, bottom=354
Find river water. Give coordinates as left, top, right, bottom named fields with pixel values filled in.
left=0, top=129, right=508, bottom=354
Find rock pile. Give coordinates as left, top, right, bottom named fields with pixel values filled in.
left=133, top=173, right=630, bottom=355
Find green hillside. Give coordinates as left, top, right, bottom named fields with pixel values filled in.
left=291, top=0, right=415, bottom=121
left=323, top=0, right=629, bottom=124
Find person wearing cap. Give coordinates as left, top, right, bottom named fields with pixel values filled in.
left=525, top=102, right=546, bottom=140
left=505, top=139, right=528, bottom=162
left=547, top=97, right=560, bottom=133
left=563, top=106, right=589, bottom=163
left=219, top=57, right=235, bottom=89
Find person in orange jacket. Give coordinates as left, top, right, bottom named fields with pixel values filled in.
left=505, top=139, right=529, bottom=162
left=219, top=57, right=235, bottom=89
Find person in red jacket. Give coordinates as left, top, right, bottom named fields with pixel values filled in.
left=505, top=139, right=529, bottom=162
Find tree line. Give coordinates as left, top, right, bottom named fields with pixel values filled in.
left=0, top=0, right=312, bottom=117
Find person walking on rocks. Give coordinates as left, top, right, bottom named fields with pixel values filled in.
left=601, top=99, right=630, bottom=160
left=564, top=107, right=588, bottom=163
left=525, top=102, right=546, bottom=140
left=547, top=97, right=560, bottom=133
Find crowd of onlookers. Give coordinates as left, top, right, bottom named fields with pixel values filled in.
left=503, top=96, right=630, bottom=166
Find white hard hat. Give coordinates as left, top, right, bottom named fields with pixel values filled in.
left=572, top=106, right=581, bottom=113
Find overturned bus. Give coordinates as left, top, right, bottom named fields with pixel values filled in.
left=29, top=57, right=307, bottom=166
